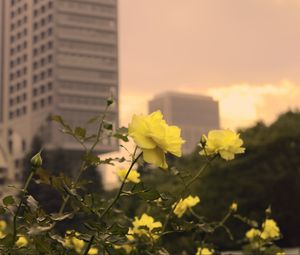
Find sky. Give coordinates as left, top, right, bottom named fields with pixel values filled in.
left=118, top=0, right=300, bottom=129
left=103, top=0, right=300, bottom=187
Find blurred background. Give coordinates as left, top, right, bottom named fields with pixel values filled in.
left=0, top=0, right=299, bottom=253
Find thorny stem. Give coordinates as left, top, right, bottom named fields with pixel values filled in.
left=58, top=105, right=110, bottom=216
left=82, top=149, right=143, bottom=255
left=99, top=150, right=142, bottom=220
left=162, top=156, right=216, bottom=232
left=10, top=168, right=35, bottom=252
left=83, top=235, right=95, bottom=255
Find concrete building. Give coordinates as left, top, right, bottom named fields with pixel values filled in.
left=0, top=0, right=119, bottom=183
left=149, top=92, right=220, bottom=154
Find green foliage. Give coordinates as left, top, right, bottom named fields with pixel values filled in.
left=0, top=106, right=291, bottom=255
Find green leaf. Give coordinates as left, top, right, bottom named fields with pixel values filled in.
left=50, top=212, right=74, bottom=222
left=3, top=195, right=15, bottom=206
left=138, top=189, right=161, bottom=201
left=27, top=195, right=39, bottom=211
left=35, top=168, right=50, bottom=185
left=106, top=96, right=114, bottom=106
left=131, top=182, right=145, bottom=193
left=82, top=153, right=100, bottom=167
left=51, top=115, right=64, bottom=124
left=74, top=127, right=86, bottom=139
left=0, top=206, right=6, bottom=214
left=109, top=223, right=129, bottom=235
left=103, top=121, right=113, bottom=130
left=28, top=224, right=54, bottom=235
left=87, top=116, right=99, bottom=124
left=113, top=133, right=129, bottom=142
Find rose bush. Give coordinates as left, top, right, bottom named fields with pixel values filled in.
left=0, top=100, right=285, bottom=254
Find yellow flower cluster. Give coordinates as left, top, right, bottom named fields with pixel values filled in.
left=115, top=214, right=162, bottom=254
left=131, top=213, right=162, bottom=240
left=116, top=168, right=141, bottom=183
left=200, top=130, right=245, bottom=160
left=173, top=195, right=200, bottom=218
left=245, top=219, right=280, bottom=241
left=64, top=231, right=98, bottom=255
left=261, top=219, right=280, bottom=239
left=196, top=247, right=214, bottom=255
left=128, top=110, right=185, bottom=169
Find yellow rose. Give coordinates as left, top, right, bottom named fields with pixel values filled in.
left=131, top=213, right=162, bottom=240
left=245, top=228, right=261, bottom=240
left=200, top=130, right=245, bottom=160
left=117, top=169, right=141, bottom=183
left=261, top=219, right=280, bottom=239
left=16, top=235, right=28, bottom=248
left=196, top=247, right=214, bottom=255
left=276, top=252, right=285, bottom=255
left=128, top=111, right=185, bottom=169
left=173, top=195, right=200, bottom=218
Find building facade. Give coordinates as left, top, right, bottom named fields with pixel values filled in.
left=0, top=0, right=119, bottom=182
left=149, top=92, right=220, bottom=154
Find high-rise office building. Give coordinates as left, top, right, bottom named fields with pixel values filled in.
left=149, top=92, right=220, bottom=154
left=0, top=0, right=119, bottom=182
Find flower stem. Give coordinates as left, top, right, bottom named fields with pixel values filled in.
left=82, top=150, right=142, bottom=255
left=99, top=150, right=142, bottom=220
left=11, top=168, right=35, bottom=249
left=162, top=156, right=216, bottom=233
left=82, top=235, right=95, bottom=255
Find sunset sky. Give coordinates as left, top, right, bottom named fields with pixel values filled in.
left=118, top=0, right=300, bottom=129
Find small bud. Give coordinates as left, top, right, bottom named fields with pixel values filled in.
left=30, top=151, right=43, bottom=168
left=106, top=96, right=114, bottom=106
left=199, top=135, right=207, bottom=148
left=230, top=202, right=238, bottom=212
left=265, top=206, right=272, bottom=216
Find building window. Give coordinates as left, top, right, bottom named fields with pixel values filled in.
left=33, top=88, right=38, bottom=96
left=48, top=41, right=53, bottom=49
left=48, top=28, right=53, bottom=36
left=48, top=82, right=53, bottom=90
left=41, top=85, right=45, bottom=93
left=48, top=96, right=52, bottom=104
left=22, top=106, right=27, bottom=114
left=22, top=139, right=26, bottom=151
left=47, top=68, right=52, bottom=77
left=47, top=55, right=53, bottom=63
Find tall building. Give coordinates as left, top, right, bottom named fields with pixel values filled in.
left=149, top=92, right=220, bottom=154
left=0, top=0, right=119, bottom=182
